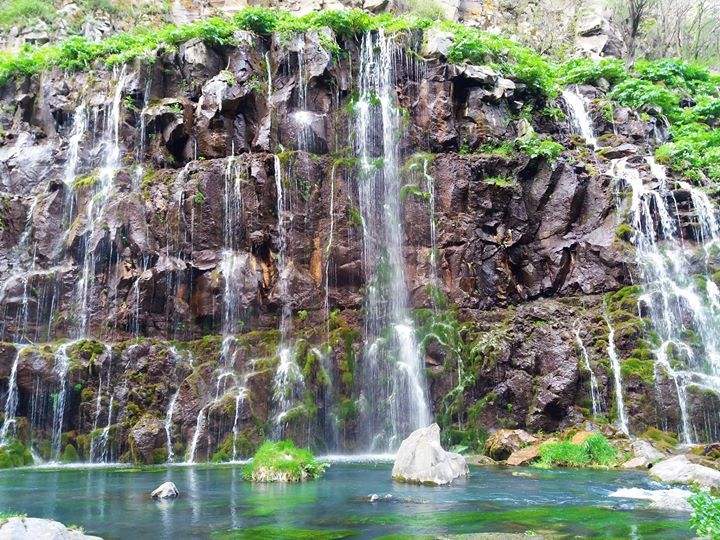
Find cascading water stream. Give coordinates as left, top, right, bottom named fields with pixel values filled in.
left=74, top=65, right=127, bottom=337
left=164, top=389, right=181, bottom=463
left=605, top=313, right=629, bottom=434
left=0, top=346, right=26, bottom=446
left=573, top=323, right=602, bottom=418
left=611, top=156, right=720, bottom=442
left=355, top=30, right=430, bottom=450
left=271, top=155, right=304, bottom=435
left=561, top=87, right=598, bottom=149
left=565, top=90, right=720, bottom=441
left=50, top=342, right=76, bottom=460
left=323, top=163, right=336, bottom=335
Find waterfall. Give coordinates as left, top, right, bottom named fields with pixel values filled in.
left=96, top=395, right=114, bottom=462
left=133, top=78, right=152, bottom=191
left=355, top=30, right=430, bottom=450
left=324, top=163, right=336, bottom=335
left=574, top=323, right=602, bottom=418
left=164, top=388, right=181, bottom=463
left=612, top=155, right=720, bottom=442
left=561, top=87, right=598, bottom=148
left=50, top=342, right=75, bottom=460
left=605, top=314, right=629, bottom=434
left=231, top=386, right=247, bottom=461
left=186, top=405, right=207, bottom=463
left=0, top=347, right=26, bottom=446
left=74, top=65, right=127, bottom=337
left=64, top=102, right=87, bottom=186
left=271, top=155, right=304, bottom=435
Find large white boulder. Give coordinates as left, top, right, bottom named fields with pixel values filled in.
left=0, top=517, right=103, bottom=539
left=151, top=481, right=179, bottom=499
left=650, top=455, right=720, bottom=489
left=609, top=487, right=692, bottom=512
left=391, top=423, right=468, bottom=485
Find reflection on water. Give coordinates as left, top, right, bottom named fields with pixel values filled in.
left=0, top=464, right=692, bottom=539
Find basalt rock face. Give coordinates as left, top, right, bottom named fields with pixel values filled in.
left=0, top=26, right=710, bottom=464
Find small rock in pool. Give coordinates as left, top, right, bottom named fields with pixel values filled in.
left=151, top=481, right=179, bottom=499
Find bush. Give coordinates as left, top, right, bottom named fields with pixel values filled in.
left=444, top=22, right=556, bottom=98
left=558, top=58, right=627, bottom=86
left=609, top=78, right=680, bottom=120
left=243, top=440, right=328, bottom=482
left=537, top=434, right=618, bottom=468
left=634, top=59, right=710, bottom=92
left=688, top=489, right=720, bottom=539
left=0, top=439, right=33, bottom=469
left=656, top=122, right=720, bottom=180
left=517, top=135, right=564, bottom=161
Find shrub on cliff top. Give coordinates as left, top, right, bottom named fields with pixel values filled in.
left=243, top=440, right=327, bottom=482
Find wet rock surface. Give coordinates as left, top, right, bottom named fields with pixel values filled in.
left=0, top=22, right=714, bottom=463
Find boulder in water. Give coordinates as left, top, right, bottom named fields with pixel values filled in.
left=650, top=455, right=720, bottom=489
left=151, top=481, right=179, bottom=499
left=391, top=423, right=468, bottom=485
left=0, top=516, right=103, bottom=539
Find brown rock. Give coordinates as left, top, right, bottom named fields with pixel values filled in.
left=507, top=444, right=541, bottom=466
left=484, top=429, right=537, bottom=461
left=570, top=430, right=595, bottom=445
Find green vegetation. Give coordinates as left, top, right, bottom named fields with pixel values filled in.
left=517, top=134, right=564, bottom=162
left=0, top=439, right=33, bottom=468
left=557, top=58, right=627, bottom=86
left=536, top=434, right=619, bottom=468
left=243, top=440, right=327, bottom=482
left=0, top=0, right=55, bottom=29
left=688, top=489, right=720, bottom=539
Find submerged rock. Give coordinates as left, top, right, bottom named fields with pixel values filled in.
left=391, top=424, right=468, bottom=485
left=650, top=455, right=720, bottom=489
left=609, top=487, right=692, bottom=512
left=151, top=481, right=179, bottom=499
left=0, top=517, right=103, bottom=539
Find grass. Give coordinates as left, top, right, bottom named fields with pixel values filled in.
left=0, top=0, right=55, bottom=30
left=536, top=434, right=619, bottom=468
left=242, top=440, right=328, bottom=482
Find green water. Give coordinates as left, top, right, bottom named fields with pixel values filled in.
left=0, top=462, right=692, bottom=539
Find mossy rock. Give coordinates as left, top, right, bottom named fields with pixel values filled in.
left=0, top=439, right=33, bottom=469
left=60, top=443, right=79, bottom=463
left=243, top=440, right=327, bottom=482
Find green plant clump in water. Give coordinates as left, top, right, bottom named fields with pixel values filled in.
left=0, top=439, right=33, bottom=469
left=537, top=434, right=618, bottom=468
left=242, top=440, right=328, bottom=482
left=689, top=488, right=720, bottom=539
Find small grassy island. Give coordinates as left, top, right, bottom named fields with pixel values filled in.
left=242, top=440, right=328, bottom=483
